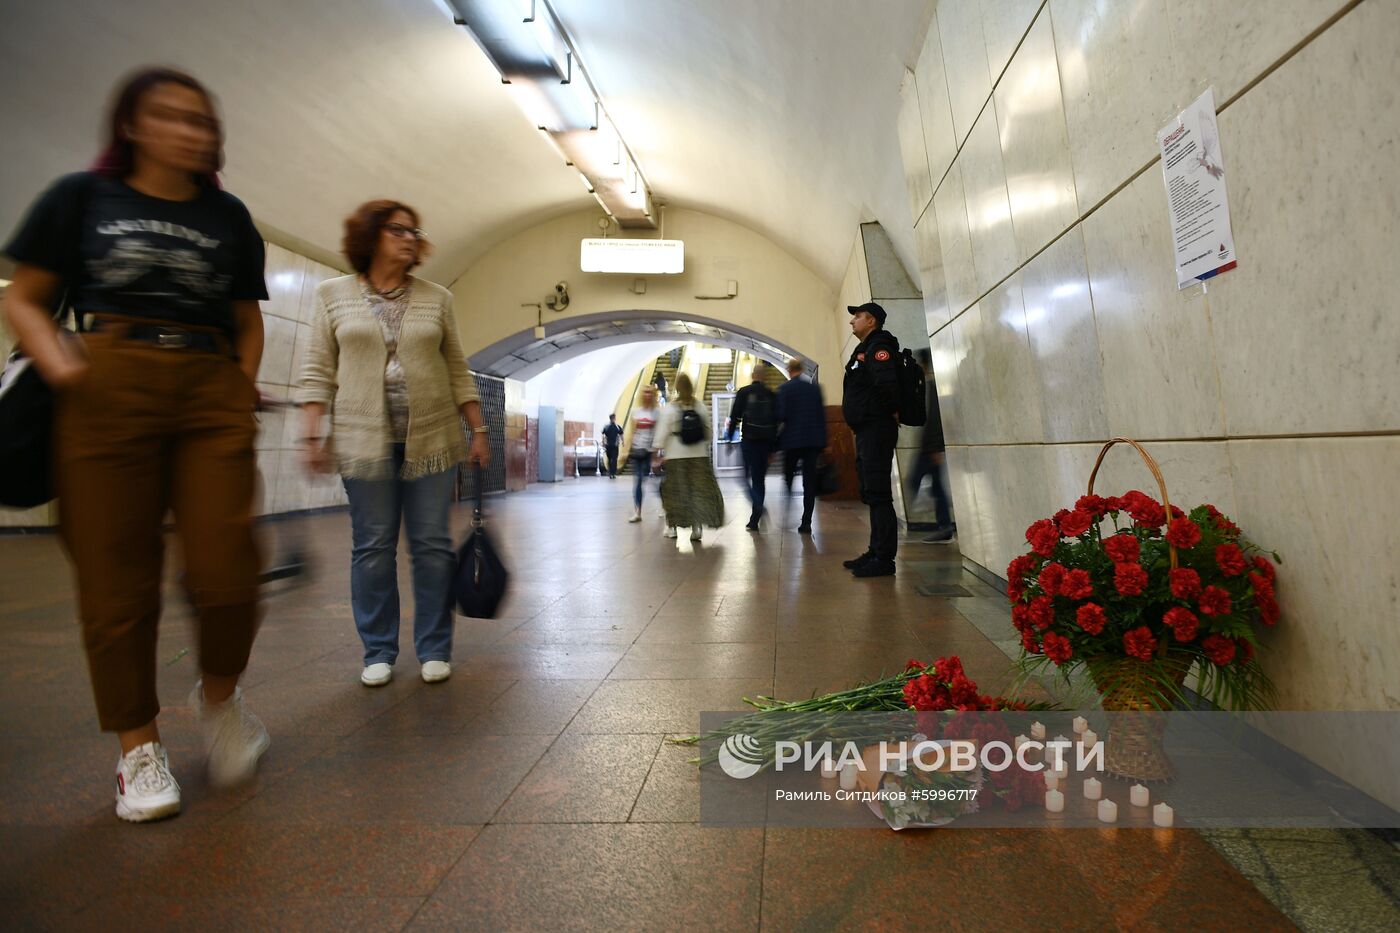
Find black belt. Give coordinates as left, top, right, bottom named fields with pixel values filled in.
left=89, top=320, right=232, bottom=356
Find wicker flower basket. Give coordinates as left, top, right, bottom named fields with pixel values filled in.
left=1085, top=438, right=1189, bottom=782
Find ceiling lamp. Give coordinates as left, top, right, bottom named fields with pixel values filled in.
left=445, top=0, right=656, bottom=228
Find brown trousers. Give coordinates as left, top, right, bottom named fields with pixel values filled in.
left=55, top=326, right=262, bottom=732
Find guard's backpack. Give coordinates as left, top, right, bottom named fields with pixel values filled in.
left=742, top=389, right=776, bottom=442
left=896, top=349, right=927, bottom=427
left=678, top=407, right=706, bottom=445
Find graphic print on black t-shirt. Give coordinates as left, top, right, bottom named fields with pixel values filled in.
left=2, top=173, right=268, bottom=335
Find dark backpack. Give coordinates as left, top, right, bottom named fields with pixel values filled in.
left=678, top=407, right=705, bottom=445
left=742, top=389, right=776, bottom=442
left=896, top=349, right=927, bottom=427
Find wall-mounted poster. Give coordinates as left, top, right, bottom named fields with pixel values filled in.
left=1157, top=88, right=1237, bottom=290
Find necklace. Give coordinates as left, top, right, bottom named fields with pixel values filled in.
left=362, top=275, right=409, bottom=301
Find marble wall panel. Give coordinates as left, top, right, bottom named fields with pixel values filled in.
left=990, top=443, right=1058, bottom=574
left=253, top=382, right=285, bottom=452
left=1080, top=169, right=1225, bottom=439
left=1228, top=436, right=1400, bottom=712
left=932, top=161, right=979, bottom=317
left=1019, top=227, right=1107, bottom=443
left=938, top=0, right=994, bottom=146
left=960, top=108, right=1020, bottom=297
left=943, top=446, right=983, bottom=566
left=979, top=0, right=1044, bottom=83
left=262, top=244, right=308, bottom=322
left=994, top=10, right=1080, bottom=264
left=965, top=445, right=1004, bottom=569
left=256, top=313, right=297, bottom=387
left=928, top=323, right=963, bottom=445
left=914, top=213, right=950, bottom=334
left=914, top=9, right=958, bottom=190
left=897, top=70, right=934, bottom=220
left=975, top=277, right=1044, bottom=444
left=950, top=306, right=992, bottom=446
left=1206, top=0, right=1400, bottom=435
left=297, top=258, right=342, bottom=324
left=1049, top=0, right=1179, bottom=211
left=1044, top=439, right=1237, bottom=520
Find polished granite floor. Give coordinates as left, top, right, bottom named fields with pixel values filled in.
left=1, top=476, right=1394, bottom=931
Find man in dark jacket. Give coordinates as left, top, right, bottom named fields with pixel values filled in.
left=776, top=357, right=828, bottom=533
left=905, top=353, right=954, bottom=541
left=841, top=302, right=901, bottom=577
left=600, top=413, right=623, bottom=479
left=727, top=362, right=778, bottom=530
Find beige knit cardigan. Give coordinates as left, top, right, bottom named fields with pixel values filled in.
left=297, top=274, right=479, bottom=480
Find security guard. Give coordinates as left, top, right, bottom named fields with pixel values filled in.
left=841, top=301, right=901, bottom=577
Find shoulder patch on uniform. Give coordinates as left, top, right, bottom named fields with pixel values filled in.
left=857, top=353, right=866, bottom=361
left=874, top=349, right=891, bottom=362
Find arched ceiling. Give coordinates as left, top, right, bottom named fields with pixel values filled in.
left=0, top=1, right=928, bottom=287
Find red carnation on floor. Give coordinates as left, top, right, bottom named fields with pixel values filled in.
left=1042, top=631, right=1073, bottom=665
left=1026, top=519, right=1060, bottom=557
left=1202, top=634, right=1236, bottom=666
left=949, top=673, right=980, bottom=707
left=1236, top=638, right=1254, bottom=664
left=1076, top=602, right=1107, bottom=635
left=1165, top=516, right=1202, bottom=549
left=1170, top=567, right=1203, bottom=600
left=1103, top=534, right=1140, bottom=564
left=1058, top=509, right=1094, bottom=538
left=1164, top=606, right=1199, bottom=642
left=933, top=655, right=964, bottom=684
left=906, top=659, right=925, bottom=672
left=1038, top=562, right=1067, bottom=597
left=1123, top=626, right=1157, bottom=661
left=1252, top=555, right=1276, bottom=582
left=1028, top=595, right=1055, bottom=630
left=1075, top=494, right=1110, bottom=518
left=1216, top=543, right=1247, bottom=576
left=1060, top=568, right=1093, bottom=600
left=1199, top=585, right=1232, bottom=617
left=1114, top=562, right=1149, bottom=596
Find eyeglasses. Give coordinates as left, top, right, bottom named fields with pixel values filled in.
left=384, top=222, right=427, bottom=241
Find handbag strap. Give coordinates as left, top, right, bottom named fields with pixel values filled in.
left=472, top=462, right=485, bottom=530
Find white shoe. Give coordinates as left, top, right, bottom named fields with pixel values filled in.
left=628, top=510, right=643, bottom=524
left=115, top=742, right=181, bottom=823
left=361, top=662, right=393, bottom=687
left=663, top=526, right=678, bottom=538
left=690, top=527, right=703, bottom=541
left=421, top=660, right=452, bottom=683
left=190, top=682, right=270, bottom=788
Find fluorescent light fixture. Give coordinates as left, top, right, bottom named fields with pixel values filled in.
left=580, top=238, right=683, bottom=274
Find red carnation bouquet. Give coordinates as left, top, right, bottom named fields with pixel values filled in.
left=1008, top=483, right=1281, bottom=710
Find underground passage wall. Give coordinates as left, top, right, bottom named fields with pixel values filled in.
left=894, top=0, right=1399, bottom=803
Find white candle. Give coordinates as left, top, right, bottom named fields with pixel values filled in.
left=1098, top=798, right=1118, bottom=823
left=1045, top=789, right=1064, bottom=813
left=1014, top=734, right=1029, bottom=752
left=1081, top=729, right=1098, bottom=749
left=1030, top=721, right=1046, bottom=740
left=1153, top=803, right=1174, bottom=827
left=1072, top=716, right=1088, bottom=734
left=1130, top=784, right=1150, bottom=807
left=1044, top=771, right=1060, bottom=791
left=1056, top=763, right=1069, bottom=781
left=839, top=763, right=859, bottom=791
left=1083, top=777, right=1102, bottom=800
left=820, top=758, right=839, bottom=780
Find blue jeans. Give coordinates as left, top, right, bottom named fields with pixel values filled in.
left=630, top=450, right=651, bottom=509
left=741, top=440, right=772, bottom=523
left=342, top=449, right=457, bottom=666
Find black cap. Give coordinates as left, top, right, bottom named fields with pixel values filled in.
left=847, top=301, right=887, bottom=326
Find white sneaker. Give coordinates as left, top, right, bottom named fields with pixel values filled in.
left=115, top=742, right=181, bottom=823
left=690, top=526, right=703, bottom=541
left=663, top=526, right=678, bottom=538
left=361, top=662, right=393, bottom=687
left=421, top=660, right=451, bottom=683
left=628, top=510, right=642, bottom=524
left=190, top=682, right=270, bottom=788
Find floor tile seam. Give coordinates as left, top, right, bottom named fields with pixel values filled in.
left=624, top=734, right=675, bottom=822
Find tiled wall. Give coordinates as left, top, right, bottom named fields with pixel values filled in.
left=896, top=0, right=1399, bottom=730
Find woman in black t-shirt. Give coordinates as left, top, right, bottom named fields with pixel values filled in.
left=1, top=68, right=270, bottom=823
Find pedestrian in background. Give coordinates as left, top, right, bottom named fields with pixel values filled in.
left=298, top=198, right=489, bottom=689
left=906, top=350, right=954, bottom=543
left=2, top=67, right=269, bottom=821
left=727, top=360, right=777, bottom=530
left=657, top=373, right=724, bottom=541
left=775, top=357, right=828, bottom=534
left=841, top=302, right=902, bottom=578
left=600, top=413, right=622, bottom=479
left=627, top=386, right=660, bottom=522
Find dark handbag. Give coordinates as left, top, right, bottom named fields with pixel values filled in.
left=814, top=454, right=840, bottom=498
left=452, top=464, right=509, bottom=618
left=0, top=354, right=57, bottom=508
